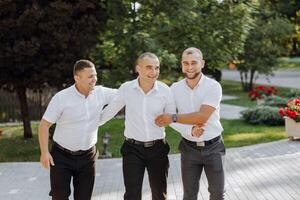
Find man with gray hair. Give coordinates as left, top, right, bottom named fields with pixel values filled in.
left=155, top=47, right=225, bottom=200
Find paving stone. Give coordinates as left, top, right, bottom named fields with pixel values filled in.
left=0, top=140, right=299, bottom=200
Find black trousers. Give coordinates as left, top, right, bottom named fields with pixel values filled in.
left=49, top=144, right=98, bottom=200
left=121, top=140, right=170, bottom=200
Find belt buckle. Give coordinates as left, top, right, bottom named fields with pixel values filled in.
left=70, top=150, right=81, bottom=156
left=144, top=141, right=154, bottom=147
left=196, top=141, right=205, bottom=147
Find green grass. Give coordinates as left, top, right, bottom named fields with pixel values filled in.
left=221, top=80, right=257, bottom=107
left=221, top=119, right=285, bottom=148
left=0, top=118, right=287, bottom=162
left=0, top=124, right=40, bottom=162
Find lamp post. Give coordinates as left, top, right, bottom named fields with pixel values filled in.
left=101, top=132, right=112, bottom=158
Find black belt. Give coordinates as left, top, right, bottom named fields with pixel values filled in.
left=125, top=138, right=165, bottom=147
left=183, top=135, right=221, bottom=147
left=53, top=142, right=94, bottom=156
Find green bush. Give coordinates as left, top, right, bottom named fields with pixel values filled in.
left=241, top=106, right=284, bottom=126
left=263, top=95, right=287, bottom=107
left=286, top=89, right=300, bottom=99
left=280, top=89, right=300, bottom=99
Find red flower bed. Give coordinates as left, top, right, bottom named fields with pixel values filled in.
left=248, top=85, right=279, bottom=101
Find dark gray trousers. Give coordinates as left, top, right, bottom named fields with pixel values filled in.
left=179, top=137, right=225, bottom=200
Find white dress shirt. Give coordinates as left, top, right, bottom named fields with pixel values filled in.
left=99, top=78, right=176, bottom=142
left=43, top=85, right=117, bottom=151
left=170, top=74, right=223, bottom=142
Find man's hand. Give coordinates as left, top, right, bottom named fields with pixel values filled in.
left=155, top=114, right=172, bottom=127
left=40, top=152, right=55, bottom=169
left=191, top=125, right=205, bottom=137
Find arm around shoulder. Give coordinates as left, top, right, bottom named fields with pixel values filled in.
left=102, top=86, right=118, bottom=104
left=99, top=84, right=126, bottom=126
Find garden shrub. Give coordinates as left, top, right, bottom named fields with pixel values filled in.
left=279, top=89, right=300, bottom=99
left=263, top=95, right=287, bottom=107
left=241, top=106, right=284, bottom=126
left=286, top=89, right=300, bottom=98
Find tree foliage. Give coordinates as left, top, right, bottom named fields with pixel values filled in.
left=1, top=0, right=295, bottom=138
left=92, top=0, right=252, bottom=87
left=269, top=0, right=300, bottom=56
left=0, top=0, right=107, bottom=138
left=236, top=0, right=294, bottom=92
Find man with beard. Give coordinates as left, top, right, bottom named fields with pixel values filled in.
left=99, top=52, right=174, bottom=200
left=155, top=47, right=225, bottom=200
left=38, top=60, right=117, bottom=199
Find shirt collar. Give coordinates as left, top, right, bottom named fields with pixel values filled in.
left=132, top=77, right=159, bottom=92
left=72, top=84, right=94, bottom=98
left=153, top=81, right=159, bottom=91
left=184, top=73, right=205, bottom=90
left=132, top=78, right=139, bottom=89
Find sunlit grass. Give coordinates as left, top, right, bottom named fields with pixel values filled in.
left=0, top=119, right=288, bottom=162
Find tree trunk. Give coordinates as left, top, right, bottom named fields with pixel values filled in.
left=248, top=69, right=256, bottom=91
left=240, top=71, right=250, bottom=92
left=240, top=69, right=257, bottom=92
left=214, top=69, right=222, bottom=82
left=291, top=37, right=299, bottom=56
left=16, top=85, right=32, bottom=139
left=239, top=71, right=246, bottom=90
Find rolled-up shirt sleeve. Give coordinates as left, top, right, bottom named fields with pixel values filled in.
left=42, top=94, right=61, bottom=124
left=202, top=82, right=222, bottom=109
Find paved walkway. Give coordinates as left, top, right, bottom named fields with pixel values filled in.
left=220, top=104, right=246, bottom=120
left=1, top=140, right=299, bottom=200
left=221, top=95, right=246, bottom=120
left=222, top=69, right=300, bottom=89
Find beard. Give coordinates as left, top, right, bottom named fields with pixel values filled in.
left=184, top=72, right=201, bottom=80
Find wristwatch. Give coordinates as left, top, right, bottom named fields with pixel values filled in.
left=172, top=114, right=178, bottom=123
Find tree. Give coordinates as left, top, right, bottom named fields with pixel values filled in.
left=236, top=1, right=294, bottom=91
left=92, top=0, right=252, bottom=86
left=152, top=0, right=252, bottom=81
left=0, top=1, right=107, bottom=138
left=270, top=0, right=300, bottom=56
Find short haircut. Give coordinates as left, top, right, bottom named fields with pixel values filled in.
left=182, top=47, right=203, bottom=60
left=73, top=59, right=95, bottom=75
left=136, top=52, right=159, bottom=65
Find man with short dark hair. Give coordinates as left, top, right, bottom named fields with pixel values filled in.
left=38, top=59, right=117, bottom=200
left=99, top=52, right=175, bottom=200
left=155, top=47, right=225, bottom=200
